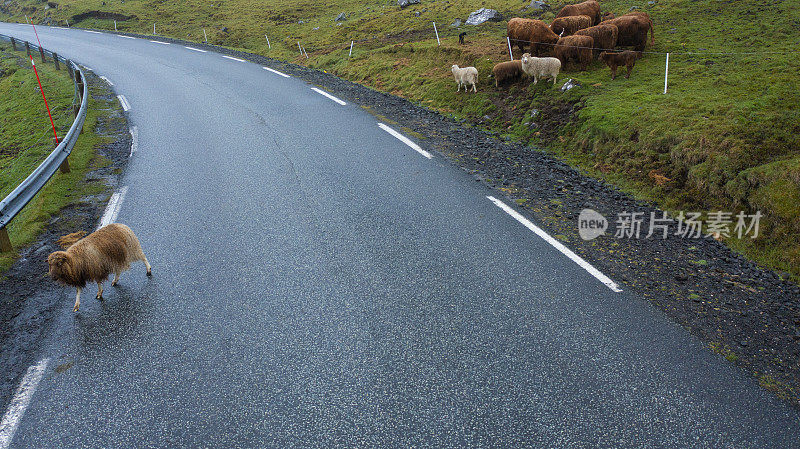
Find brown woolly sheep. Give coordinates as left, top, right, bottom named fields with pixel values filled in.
left=553, top=35, right=594, bottom=71
left=575, top=23, right=619, bottom=57
left=604, top=14, right=654, bottom=51
left=492, top=60, right=524, bottom=87
left=555, top=0, right=602, bottom=26
left=549, top=15, right=592, bottom=36
left=599, top=50, right=640, bottom=79
left=507, top=18, right=560, bottom=56
left=48, top=223, right=152, bottom=312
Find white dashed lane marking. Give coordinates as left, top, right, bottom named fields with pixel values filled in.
left=0, top=359, right=49, bottom=449
left=310, top=87, right=346, bottom=106
left=117, top=95, right=130, bottom=112
left=263, top=67, right=290, bottom=78
left=487, top=196, right=622, bottom=293
left=377, top=123, right=432, bottom=159
left=98, top=186, right=129, bottom=229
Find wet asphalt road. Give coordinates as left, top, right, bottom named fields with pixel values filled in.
left=1, top=23, right=799, bottom=448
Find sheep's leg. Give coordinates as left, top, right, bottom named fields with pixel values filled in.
left=626, top=63, right=632, bottom=79
left=610, top=66, right=616, bottom=80
left=144, top=256, right=152, bottom=276
left=552, top=74, right=557, bottom=86
left=471, top=83, right=476, bottom=93
left=533, top=74, right=539, bottom=85
left=96, top=282, right=104, bottom=300
left=111, top=271, right=121, bottom=286
left=73, top=288, right=81, bottom=312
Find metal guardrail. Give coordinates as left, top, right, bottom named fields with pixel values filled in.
left=0, top=33, right=88, bottom=252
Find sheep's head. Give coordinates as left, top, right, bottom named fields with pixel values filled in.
left=47, top=251, right=73, bottom=283
left=451, top=64, right=459, bottom=71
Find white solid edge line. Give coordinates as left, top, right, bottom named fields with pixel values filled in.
left=263, top=67, right=289, bottom=78
left=487, top=196, right=622, bottom=292
left=99, top=75, right=113, bottom=86
left=0, top=358, right=49, bottom=449
left=129, top=126, right=138, bottom=157
left=310, top=87, right=346, bottom=106
left=184, top=46, right=206, bottom=52
left=84, top=30, right=101, bottom=34
left=222, top=55, right=245, bottom=62
left=117, top=95, right=130, bottom=112
left=377, top=123, right=433, bottom=159
left=150, top=40, right=169, bottom=45
left=118, top=35, right=135, bottom=39
left=98, top=186, right=129, bottom=229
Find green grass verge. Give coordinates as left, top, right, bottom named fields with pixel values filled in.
left=6, top=0, right=799, bottom=277
left=0, top=44, right=107, bottom=273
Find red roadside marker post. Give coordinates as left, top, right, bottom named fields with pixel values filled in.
left=29, top=55, right=67, bottom=173
left=29, top=23, right=70, bottom=172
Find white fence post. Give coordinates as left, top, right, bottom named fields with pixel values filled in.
left=298, top=41, right=302, bottom=55
left=265, top=35, right=271, bottom=49
left=303, top=46, right=309, bottom=58
left=663, top=52, right=669, bottom=94
left=349, top=40, right=354, bottom=57
left=114, top=20, right=117, bottom=31
left=507, top=36, right=513, bottom=60
left=203, top=28, right=208, bottom=43
left=153, top=23, right=156, bottom=35
left=433, top=22, right=440, bottom=46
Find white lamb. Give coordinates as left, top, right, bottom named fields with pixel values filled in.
left=451, top=64, right=478, bottom=93
left=520, top=53, right=561, bottom=87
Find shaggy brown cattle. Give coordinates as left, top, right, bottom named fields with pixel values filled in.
left=599, top=50, right=640, bottom=79
left=550, top=15, right=592, bottom=36
left=507, top=18, right=560, bottom=56
left=556, top=0, right=601, bottom=26
left=601, top=12, right=615, bottom=21
left=492, top=60, right=524, bottom=87
left=48, top=223, right=152, bottom=312
left=553, top=35, right=594, bottom=71
left=575, top=23, right=619, bottom=57
left=604, top=14, right=654, bottom=51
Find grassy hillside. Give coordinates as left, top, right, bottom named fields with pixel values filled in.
left=0, top=43, right=105, bottom=273
left=5, top=0, right=799, bottom=277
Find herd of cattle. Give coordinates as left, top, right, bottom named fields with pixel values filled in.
left=451, top=0, right=656, bottom=91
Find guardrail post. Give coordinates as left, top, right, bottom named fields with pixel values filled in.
left=25, top=41, right=31, bottom=58
left=10, top=37, right=17, bottom=51
left=0, top=227, right=12, bottom=253
left=39, top=46, right=47, bottom=63
left=53, top=53, right=60, bottom=70
left=66, top=59, right=74, bottom=80
left=58, top=140, right=71, bottom=174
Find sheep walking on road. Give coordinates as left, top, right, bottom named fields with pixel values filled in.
left=452, top=64, right=479, bottom=92
left=521, top=53, right=561, bottom=86
left=48, top=223, right=152, bottom=312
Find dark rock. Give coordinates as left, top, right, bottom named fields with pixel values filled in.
left=560, top=79, right=580, bottom=92
left=526, top=1, right=550, bottom=11
left=466, top=8, right=503, bottom=25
